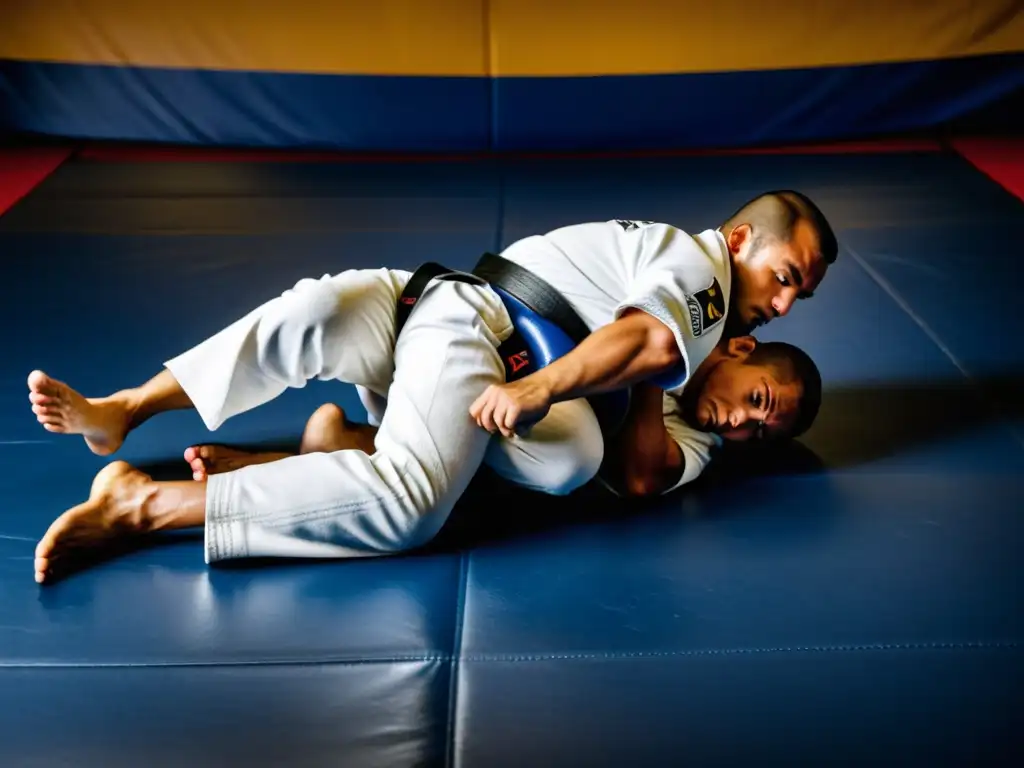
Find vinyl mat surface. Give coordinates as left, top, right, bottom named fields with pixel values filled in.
left=0, top=142, right=1021, bottom=767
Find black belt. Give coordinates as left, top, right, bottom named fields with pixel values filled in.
left=471, top=252, right=592, bottom=346
left=395, top=253, right=593, bottom=384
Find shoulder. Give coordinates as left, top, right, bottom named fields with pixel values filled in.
left=642, top=226, right=729, bottom=279
left=661, top=394, right=724, bottom=489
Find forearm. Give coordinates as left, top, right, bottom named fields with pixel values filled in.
left=531, top=310, right=680, bottom=404
left=605, top=383, right=683, bottom=497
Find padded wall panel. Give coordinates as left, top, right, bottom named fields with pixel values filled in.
left=0, top=60, right=493, bottom=151
left=486, top=0, right=1024, bottom=76
left=490, top=54, right=1024, bottom=151
left=3, top=0, right=489, bottom=76
left=3, top=1, right=1023, bottom=150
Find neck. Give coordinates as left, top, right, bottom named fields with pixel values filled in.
left=694, top=343, right=728, bottom=380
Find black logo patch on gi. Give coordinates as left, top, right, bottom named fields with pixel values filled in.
left=614, top=219, right=653, bottom=231
left=686, top=277, right=726, bottom=337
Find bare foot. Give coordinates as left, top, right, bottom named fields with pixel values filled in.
left=34, top=461, right=155, bottom=584
left=27, top=370, right=133, bottom=456
left=184, top=445, right=292, bottom=481
left=185, top=403, right=378, bottom=481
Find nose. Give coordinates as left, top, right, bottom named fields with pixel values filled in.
left=772, top=289, right=797, bottom=317
left=729, top=408, right=747, bottom=429
left=729, top=405, right=764, bottom=435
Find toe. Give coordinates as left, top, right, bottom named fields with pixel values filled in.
left=184, top=446, right=198, bottom=462
left=36, top=528, right=58, bottom=561
left=36, top=505, right=80, bottom=561
left=29, top=391, right=53, bottom=405
left=28, top=370, right=59, bottom=395
left=27, top=370, right=49, bottom=391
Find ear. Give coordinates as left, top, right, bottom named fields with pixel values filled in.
left=726, top=335, right=757, bottom=359
left=726, top=223, right=752, bottom=255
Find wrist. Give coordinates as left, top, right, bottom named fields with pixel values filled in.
left=527, top=360, right=574, bottom=404
left=530, top=368, right=558, bottom=403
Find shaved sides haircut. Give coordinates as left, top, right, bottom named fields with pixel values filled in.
left=723, top=190, right=838, bottom=264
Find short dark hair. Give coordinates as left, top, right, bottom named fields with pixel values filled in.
left=745, top=341, right=822, bottom=439
left=723, top=190, right=838, bottom=265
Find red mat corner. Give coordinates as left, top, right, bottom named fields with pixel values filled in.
left=950, top=137, right=1024, bottom=203
left=0, top=147, right=74, bottom=216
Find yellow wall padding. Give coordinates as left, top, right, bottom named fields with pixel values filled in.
left=2, top=0, right=1023, bottom=77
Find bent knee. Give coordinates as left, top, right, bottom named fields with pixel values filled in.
left=534, top=428, right=605, bottom=496
left=363, top=452, right=460, bottom=552
left=271, top=277, right=347, bottom=333
left=541, top=451, right=603, bottom=496
left=371, top=498, right=452, bottom=554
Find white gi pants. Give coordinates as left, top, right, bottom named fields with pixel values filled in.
left=165, top=269, right=604, bottom=563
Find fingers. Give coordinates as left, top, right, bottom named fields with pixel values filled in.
left=489, top=399, right=519, bottom=438
left=501, top=402, right=520, bottom=435
left=468, top=389, right=488, bottom=421
left=469, top=386, right=520, bottom=438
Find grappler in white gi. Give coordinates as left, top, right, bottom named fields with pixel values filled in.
left=27, top=190, right=837, bottom=584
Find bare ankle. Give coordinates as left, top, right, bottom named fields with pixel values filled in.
left=110, top=389, right=145, bottom=430
left=132, top=482, right=162, bottom=533
left=142, top=481, right=207, bottom=531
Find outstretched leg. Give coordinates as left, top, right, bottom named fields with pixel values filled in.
left=28, top=369, right=192, bottom=456
left=184, top=403, right=377, bottom=480
left=36, top=404, right=371, bottom=581
left=28, top=268, right=409, bottom=454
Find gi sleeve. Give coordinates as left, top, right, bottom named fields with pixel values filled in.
left=661, top=395, right=722, bottom=493
left=613, top=223, right=728, bottom=393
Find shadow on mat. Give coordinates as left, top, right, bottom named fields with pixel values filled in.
left=802, top=372, right=1024, bottom=469
left=37, top=372, right=1016, bottom=580
left=425, top=372, right=1024, bottom=551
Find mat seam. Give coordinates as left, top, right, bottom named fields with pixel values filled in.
left=443, top=552, right=470, bottom=768
left=1, top=640, right=1018, bottom=670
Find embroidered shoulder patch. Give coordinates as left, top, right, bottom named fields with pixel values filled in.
left=686, top=277, right=727, bottom=337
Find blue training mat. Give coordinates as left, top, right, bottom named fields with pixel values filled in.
left=0, top=148, right=1021, bottom=767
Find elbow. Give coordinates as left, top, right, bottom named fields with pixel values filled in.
left=618, top=444, right=684, bottom=499
left=645, top=320, right=682, bottom=372
left=621, top=470, right=664, bottom=499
